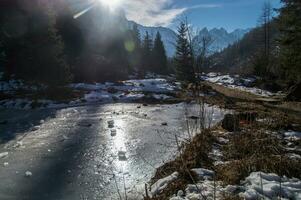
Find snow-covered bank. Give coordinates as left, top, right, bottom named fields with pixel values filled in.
left=0, top=78, right=179, bottom=109
left=169, top=171, right=301, bottom=200
left=0, top=79, right=44, bottom=94
left=71, top=78, right=179, bottom=94
left=75, top=78, right=179, bottom=103
left=201, top=73, right=281, bottom=97
left=241, top=172, right=301, bottom=200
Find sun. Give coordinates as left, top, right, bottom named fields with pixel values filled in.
left=98, top=0, right=122, bottom=10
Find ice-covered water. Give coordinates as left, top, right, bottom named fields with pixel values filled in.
left=0, top=103, right=226, bottom=200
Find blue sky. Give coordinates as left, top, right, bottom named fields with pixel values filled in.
left=120, top=0, right=282, bottom=31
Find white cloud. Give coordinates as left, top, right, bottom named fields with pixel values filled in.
left=120, top=0, right=221, bottom=27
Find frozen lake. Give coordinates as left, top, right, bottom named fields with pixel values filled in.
left=0, top=103, right=226, bottom=200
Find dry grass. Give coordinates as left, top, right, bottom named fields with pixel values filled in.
left=145, top=84, right=301, bottom=199
left=145, top=129, right=217, bottom=199
left=215, top=125, right=301, bottom=185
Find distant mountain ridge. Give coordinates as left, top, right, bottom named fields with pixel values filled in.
left=193, top=27, right=251, bottom=54
left=128, top=21, right=249, bottom=57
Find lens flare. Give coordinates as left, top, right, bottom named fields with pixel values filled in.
left=98, top=0, right=121, bottom=10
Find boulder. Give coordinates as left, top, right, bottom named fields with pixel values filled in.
left=222, top=114, right=239, bottom=132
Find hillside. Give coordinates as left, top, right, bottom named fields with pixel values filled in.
left=209, top=20, right=279, bottom=74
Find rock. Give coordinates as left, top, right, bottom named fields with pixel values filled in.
left=118, top=151, right=127, bottom=161
left=189, top=116, right=199, bottom=120
left=143, top=104, right=148, bottom=106
left=77, top=122, right=92, bottom=127
left=3, top=162, right=9, bottom=167
left=25, top=171, right=32, bottom=177
left=110, top=129, right=117, bottom=137
left=161, top=122, right=168, bottom=126
left=286, top=82, right=301, bottom=101
left=222, top=114, right=239, bottom=132
left=107, top=120, right=114, bottom=128
left=137, top=105, right=141, bottom=109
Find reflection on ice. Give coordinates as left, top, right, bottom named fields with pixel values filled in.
left=0, top=103, right=228, bottom=200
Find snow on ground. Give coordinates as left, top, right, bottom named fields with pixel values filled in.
left=71, top=78, right=179, bottom=94
left=201, top=73, right=280, bottom=97
left=0, top=78, right=178, bottom=109
left=204, top=75, right=235, bottom=85
left=170, top=180, right=227, bottom=200
left=0, top=99, right=70, bottom=110
left=283, top=131, right=301, bottom=141
left=170, top=171, right=301, bottom=200
left=0, top=80, right=42, bottom=93
left=0, top=152, right=8, bottom=159
left=123, top=79, right=178, bottom=93
left=228, top=85, right=274, bottom=97
left=241, top=172, right=301, bottom=200
left=72, top=78, right=178, bottom=104
left=150, top=172, right=179, bottom=197
left=191, top=168, right=215, bottom=180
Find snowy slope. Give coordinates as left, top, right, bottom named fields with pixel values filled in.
left=193, top=28, right=250, bottom=54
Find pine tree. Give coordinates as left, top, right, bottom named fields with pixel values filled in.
left=12, top=1, right=72, bottom=86
left=43, top=4, right=72, bottom=86
left=254, top=1, right=273, bottom=78
left=0, top=30, right=5, bottom=74
left=141, top=31, right=153, bottom=74
left=127, top=24, right=142, bottom=72
left=152, top=32, right=168, bottom=74
left=278, top=0, right=301, bottom=84
left=174, top=22, right=195, bottom=82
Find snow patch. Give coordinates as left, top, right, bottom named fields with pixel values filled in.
left=25, top=171, right=32, bottom=177
left=151, top=172, right=179, bottom=197
left=0, top=152, right=8, bottom=159
left=240, top=172, right=301, bottom=200
left=191, top=168, right=215, bottom=180
left=201, top=73, right=280, bottom=97
left=284, top=131, right=301, bottom=141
